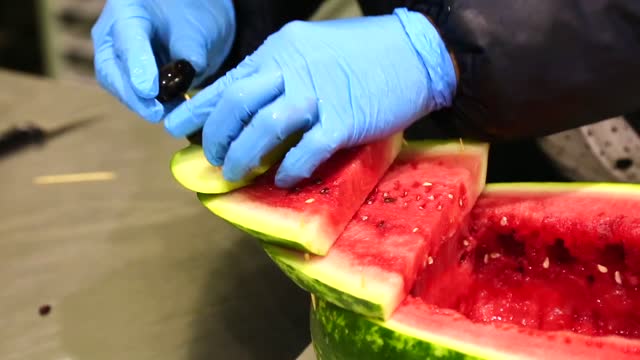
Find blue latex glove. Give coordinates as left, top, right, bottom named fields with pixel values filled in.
left=164, top=8, right=457, bottom=187
left=91, top=0, right=235, bottom=122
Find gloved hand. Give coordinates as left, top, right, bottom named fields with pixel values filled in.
left=91, top=0, right=235, bottom=122
left=164, top=8, right=457, bottom=188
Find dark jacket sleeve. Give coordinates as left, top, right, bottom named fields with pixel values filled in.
left=400, top=0, right=640, bottom=141
left=209, top=0, right=325, bottom=82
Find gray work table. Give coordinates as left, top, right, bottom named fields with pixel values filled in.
left=0, top=69, right=314, bottom=360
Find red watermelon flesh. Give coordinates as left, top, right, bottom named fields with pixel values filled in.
left=330, top=147, right=486, bottom=295
left=412, top=184, right=640, bottom=340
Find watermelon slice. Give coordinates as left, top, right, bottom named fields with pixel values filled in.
left=309, top=182, right=640, bottom=359
left=264, top=140, right=490, bottom=319
left=197, top=132, right=405, bottom=255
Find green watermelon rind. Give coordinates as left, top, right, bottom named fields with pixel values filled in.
left=201, top=203, right=311, bottom=253
left=311, top=297, right=483, bottom=360
left=263, top=244, right=391, bottom=319
left=260, top=140, right=491, bottom=320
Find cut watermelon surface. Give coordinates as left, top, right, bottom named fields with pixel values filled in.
left=198, top=132, right=404, bottom=255
left=264, top=140, right=490, bottom=319
left=309, top=182, right=640, bottom=359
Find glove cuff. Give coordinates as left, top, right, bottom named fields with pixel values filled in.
left=393, top=8, right=457, bottom=112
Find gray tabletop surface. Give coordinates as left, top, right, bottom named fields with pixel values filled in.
left=0, top=69, right=314, bottom=360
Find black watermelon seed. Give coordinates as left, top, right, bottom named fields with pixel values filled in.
left=615, top=158, right=633, bottom=170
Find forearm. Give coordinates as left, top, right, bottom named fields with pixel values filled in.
left=209, top=0, right=325, bottom=82
left=408, top=0, right=640, bottom=140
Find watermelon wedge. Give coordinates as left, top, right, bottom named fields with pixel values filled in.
left=264, top=140, right=490, bottom=319
left=197, top=132, right=405, bottom=255
left=309, top=182, right=640, bottom=359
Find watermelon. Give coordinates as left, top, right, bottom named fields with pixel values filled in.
left=308, top=182, right=640, bottom=359
left=196, top=132, right=405, bottom=255
left=263, top=140, right=490, bottom=319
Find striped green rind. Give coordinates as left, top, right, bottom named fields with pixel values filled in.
left=263, top=244, right=388, bottom=319
left=230, top=223, right=310, bottom=253
left=310, top=298, right=481, bottom=360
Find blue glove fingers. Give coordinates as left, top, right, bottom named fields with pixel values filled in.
left=110, top=17, right=158, bottom=99
left=274, top=125, right=340, bottom=188
left=94, top=43, right=164, bottom=122
left=202, top=69, right=285, bottom=166
left=163, top=59, right=259, bottom=137
left=222, top=96, right=317, bottom=182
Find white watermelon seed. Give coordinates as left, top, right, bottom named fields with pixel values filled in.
left=361, top=215, right=368, bottom=221
left=418, top=206, right=425, bottom=210
left=447, top=193, right=454, bottom=199
left=484, top=254, right=489, bottom=264
left=427, top=195, right=435, bottom=201
left=500, top=216, right=508, bottom=226
left=490, top=252, right=501, bottom=259
left=597, top=264, right=608, bottom=273
left=305, top=198, right=315, bottom=204
left=463, top=239, right=470, bottom=247
left=423, top=182, right=432, bottom=187
left=437, top=204, right=443, bottom=211
left=383, top=192, right=389, bottom=198
left=615, top=271, right=622, bottom=285
left=459, top=199, right=464, bottom=207
left=412, top=227, right=419, bottom=233
left=543, top=257, right=550, bottom=269
left=427, top=256, right=434, bottom=265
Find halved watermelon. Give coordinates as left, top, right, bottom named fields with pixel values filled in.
left=197, top=132, right=405, bottom=255
left=264, top=140, right=490, bottom=319
left=309, top=182, right=640, bottom=359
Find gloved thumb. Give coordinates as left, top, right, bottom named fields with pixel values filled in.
left=274, top=125, right=342, bottom=188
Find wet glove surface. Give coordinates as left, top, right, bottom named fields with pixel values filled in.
left=91, top=0, right=236, bottom=122
left=164, top=8, right=457, bottom=188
